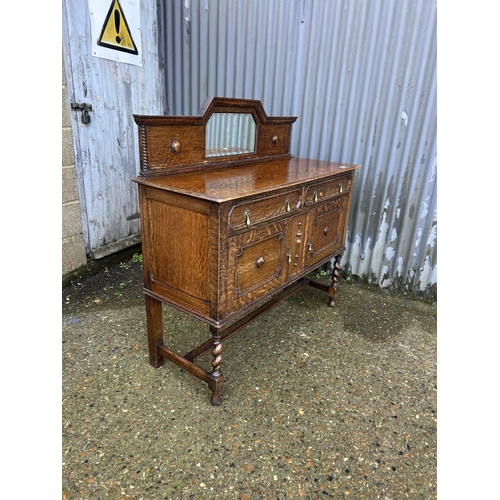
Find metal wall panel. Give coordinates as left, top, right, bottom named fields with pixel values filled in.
left=159, top=0, right=437, bottom=299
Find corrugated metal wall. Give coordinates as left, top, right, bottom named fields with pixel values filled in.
left=158, top=0, right=437, bottom=299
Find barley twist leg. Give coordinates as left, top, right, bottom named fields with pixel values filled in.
left=328, top=254, right=342, bottom=308
left=209, top=325, right=225, bottom=405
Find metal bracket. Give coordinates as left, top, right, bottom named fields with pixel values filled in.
left=71, top=102, right=93, bottom=124
left=71, top=101, right=93, bottom=111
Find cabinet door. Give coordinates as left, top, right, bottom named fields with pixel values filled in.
left=305, top=197, right=348, bottom=268
left=227, top=222, right=286, bottom=311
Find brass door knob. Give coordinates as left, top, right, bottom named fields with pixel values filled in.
left=256, top=256, right=265, bottom=268
left=171, top=140, right=182, bottom=154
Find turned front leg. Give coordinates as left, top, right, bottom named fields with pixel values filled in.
left=328, top=254, right=342, bottom=308
left=145, top=295, right=164, bottom=367
left=208, top=325, right=225, bottom=406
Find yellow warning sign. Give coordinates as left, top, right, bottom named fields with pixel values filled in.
left=97, top=0, right=138, bottom=55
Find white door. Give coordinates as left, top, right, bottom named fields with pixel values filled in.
left=62, top=0, right=164, bottom=258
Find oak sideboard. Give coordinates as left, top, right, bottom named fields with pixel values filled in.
left=133, top=97, right=360, bottom=405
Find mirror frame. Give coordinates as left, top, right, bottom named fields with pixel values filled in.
left=133, top=97, right=297, bottom=177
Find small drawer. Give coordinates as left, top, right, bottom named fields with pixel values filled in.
left=304, top=174, right=351, bottom=206
left=228, top=189, right=302, bottom=231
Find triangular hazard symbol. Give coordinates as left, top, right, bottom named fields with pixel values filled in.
left=97, top=0, right=138, bottom=55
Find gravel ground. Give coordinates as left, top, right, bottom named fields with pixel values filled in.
left=62, top=251, right=437, bottom=500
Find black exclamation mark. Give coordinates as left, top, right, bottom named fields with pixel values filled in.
left=114, top=9, right=121, bottom=44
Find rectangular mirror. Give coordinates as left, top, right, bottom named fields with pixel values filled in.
left=206, top=113, right=256, bottom=158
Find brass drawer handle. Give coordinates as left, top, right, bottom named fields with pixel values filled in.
left=308, top=243, right=313, bottom=251
left=244, top=208, right=251, bottom=226
left=323, top=226, right=329, bottom=235
left=339, top=183, right=343, bottom=194
left=285, top=198, right=291, bottom=212
left=313, top=190, right=318, bottom=202
left=256, top=256, right=265, bottom=268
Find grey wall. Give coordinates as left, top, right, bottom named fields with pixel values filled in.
left=159, top=0, right=437, bottom=299
left=62, top=53, right=87, bottom=278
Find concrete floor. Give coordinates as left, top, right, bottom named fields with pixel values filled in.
left=62, top=252, right=437, bottom=499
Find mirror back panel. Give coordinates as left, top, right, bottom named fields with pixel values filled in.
left=133, top=97, right=297, bottom=176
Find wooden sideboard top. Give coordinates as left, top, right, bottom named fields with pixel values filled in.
left=134, top=157, right=361, bottom=203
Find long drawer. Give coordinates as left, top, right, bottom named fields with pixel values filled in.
left=228, top=189, right=302, bottom=231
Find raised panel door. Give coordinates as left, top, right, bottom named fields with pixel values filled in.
left=305, top=197, right=348, bottom=268
left=227, top=221, right=286, bottom=312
